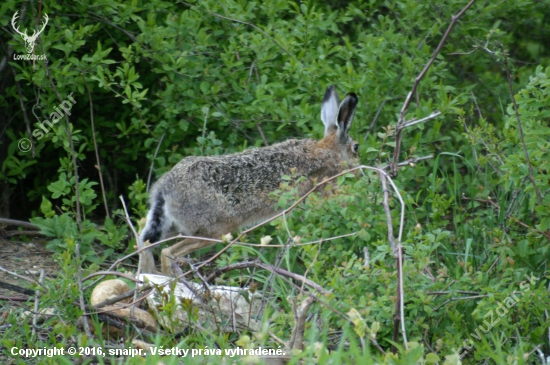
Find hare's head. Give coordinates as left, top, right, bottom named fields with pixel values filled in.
left=319, top=86, right=360, bottom=166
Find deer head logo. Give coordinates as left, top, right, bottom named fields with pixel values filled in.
left=11, top=11, right=49, bottom=54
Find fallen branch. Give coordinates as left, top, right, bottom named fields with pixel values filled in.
left=75, top=245, right=92, bottom=337
left=0, top=296, right=29, bottom=302
left=82, top=271, right=143, bottom=284
left=31, top=269, right=44, bottom=339
left=0, top=218, right=39, bottom=230
left=205, top=260, right=328, bottom=294
left=287, top=296, right=315, bottom=351
left=1, top=230, right=44, bottom=237
left=0, top=281, right=34, bottom=296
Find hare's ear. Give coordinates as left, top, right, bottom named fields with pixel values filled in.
left=337, top=93, right=358, bottom=142
left=321, top=85, right=340, bottom=136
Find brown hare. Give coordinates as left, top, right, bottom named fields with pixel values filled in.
left=140, top=86, right=359, bottom=274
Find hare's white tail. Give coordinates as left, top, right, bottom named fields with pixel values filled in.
left=140, top=192, right=167, bottom=245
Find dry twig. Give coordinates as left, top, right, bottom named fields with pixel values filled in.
left=287, top=296, right=315, bottom=351
left=75, top=245, right=92, bottom=337
left=180, top=2, right=293, bottom=58
left=0, top=218, right=39, bottom=230
left=31, top=269, right=44, bottom=339
left=0, top=265, right=34, bottom=283
left=93, top=284, right=153, bottom=310
left=390, top=0, right=477, bottom=176
left=82, top=74, right=110, bottom=219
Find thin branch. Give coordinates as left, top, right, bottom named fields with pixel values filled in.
left=427, top=290, right=480, bottom=296
left=45, top=70, right=82, bottom=232
left=501, top=45, right=543, bottom=207
left=235, top=232, right=357, bottom=248
left=2, top=230, right=44, bottom=237
left=31, top=269, right=44, bottom=339
left=398, top=110, right=441, bottom=130
left=82, top=74, right=109, bottom=218
left=391, top=0, right=477, bottom=176
left=461, top=195, right=500, bottom=210
left=379, top=174, right=397, bottom=254
left=0, top=297, right=28, bottom=302
left=170, top=262, right=206, bottom=304
left=430, top=294, right=488, bottom=311
left=11, top=68, right=36, bottom=157
left=93, top=284, right=152, bottom=309
left=364, top=30, right=433, bottom=139
left=119, top=195, right=156, bottom=275
left=396, top=155, right=434, bottom=168
left=287, top=296, right=315, bottom=351
left=365, top=98, right=389, bottom=140
left=0, top=265, right=34, bottom=283
left=82, top=271, right=143, bottom=284
left=180, top=1, right=294, bottom=58
left=205, top=260, right=327, bottom=294
left=300, top=243, right=321, bottom=294
left=462, top=94, right=479, bottom=166
left=91, top=292, right=151, bottom=316
left=146, top=133, right=165, bottom=193
left=257, top=123, right=269, bottom=147
left=75, top=245, right=91, bottom=337
left=380, top=174, right=407, bottom=351
left=0, top=218, right=39, bottom=230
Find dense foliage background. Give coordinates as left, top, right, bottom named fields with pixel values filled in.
left=1, top=0, right=550, bottom=363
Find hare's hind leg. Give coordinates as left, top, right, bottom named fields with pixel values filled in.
left=161, top=238, right=217, bottom=275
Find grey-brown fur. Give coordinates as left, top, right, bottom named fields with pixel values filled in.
left=140, top=86, right=360, bottom=274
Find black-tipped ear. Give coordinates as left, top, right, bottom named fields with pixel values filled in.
left=337, top=93, right=358, bottom=136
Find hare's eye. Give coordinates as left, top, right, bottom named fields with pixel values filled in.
left=352, top=143, right=359, bottom=154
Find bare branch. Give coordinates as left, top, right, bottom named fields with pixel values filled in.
left=119, top=195, right=156, bottom=274
left=379, top=174, right=397, bottom=254
left=31, top=269, right=44, bottom=339
left=180, top=1, right=294, bottom=58
left=287, top=296, right=315, bottom=351
left=430, top=294, right=488, bottom=311
left=146, top=132, right=165, bottom=193
left=0, top=218, right=39, bottom=230
left=398, top=110, right=441, bottom=130
left=0, top=265, right=34, bottom=283
left=500, top=45, right=544, bottom=207
left=75, top=245, right=92, bottom=337
left=82, top=271, right=143, bottom=284
left=205, top=260, right=327, bottom=294
left=391, top=0, right=477, bottom=176
left=82, top=74, right=109, bottom=219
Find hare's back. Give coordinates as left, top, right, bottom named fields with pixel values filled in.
left=158, top=138, right=327, bottom=203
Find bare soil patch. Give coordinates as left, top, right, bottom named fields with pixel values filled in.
left=0, top=237, right=59, bottom=301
